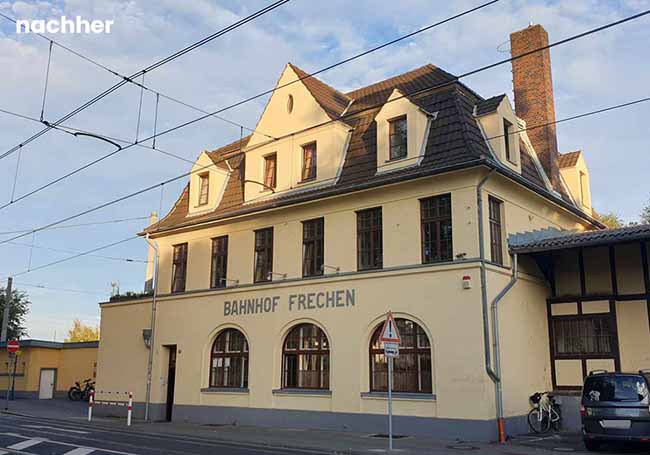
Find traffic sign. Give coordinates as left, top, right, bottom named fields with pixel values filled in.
left=379, top=311, right=401, bottom=343
left=6, top=340, right=19, bottom=354
left=384, top=341, right=399, bottom=358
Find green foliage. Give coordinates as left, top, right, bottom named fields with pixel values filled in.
left=0, top=287, right=30, bottom=340
left=596, top=211, right=624, bottom=229
left=641, top=197, right=650, bottom=225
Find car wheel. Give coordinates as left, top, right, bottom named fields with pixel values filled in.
left=584, top=439, right=600, bottom=451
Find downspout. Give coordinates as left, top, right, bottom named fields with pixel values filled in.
left=143, top=234, right=159, bottom=422
left=491, top=253, right=518, bottom=442
left=478, top=167, right=521, bottom=442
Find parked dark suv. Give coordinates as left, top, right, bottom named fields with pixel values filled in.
left=581, top=370, right=650, bottom=451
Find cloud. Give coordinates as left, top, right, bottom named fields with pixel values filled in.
left=0, top=0, right=648, bottom=338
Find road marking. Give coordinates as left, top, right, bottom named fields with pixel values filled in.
left=62, top=448, right=95, bottom=455
left=20, top=425, right=90, bottom=434
left=7, top=439, right=44, bottom=450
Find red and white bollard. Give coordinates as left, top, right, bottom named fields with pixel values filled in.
left=88, top=391, right=94, bottom=422
left=127, top=392, right=133, bottom=427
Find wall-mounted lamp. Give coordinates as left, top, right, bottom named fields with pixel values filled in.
left=220, top=278, right=240, bottom=286
left=267, top=272, right=287, bottom=281
left=455, top=252, right=467, bottom=260
left=142, top=329, right=152, bottom=349
left=321, top=264, right=340, bottom=273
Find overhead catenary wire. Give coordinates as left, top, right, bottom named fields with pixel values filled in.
left=5, top=238, right=149, bottom=263
left=0, top=107, right=196, bottom=166
left=0, top=215, right=149, bottom=236
left=40, top=40, right=54, bottom=122
left=6, top=236, right=140, bottom=278
left=0, top=0, right=503, bottom=209
left=0, top=6, right=647, bottom=214
left=0, top=8, right=648, bottom=254
left=0, top=0, right=291, bottom=162
left=12, top=282, right=107, bottom=296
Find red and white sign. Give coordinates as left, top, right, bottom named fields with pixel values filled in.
left=6, top=339, right=19, bottom=354
left=379, top=311, right=401, bottom=343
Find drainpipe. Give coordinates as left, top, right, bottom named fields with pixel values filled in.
left=491, top=253, right=518, bottom=443
left=143, top=234, right=159, bottom=422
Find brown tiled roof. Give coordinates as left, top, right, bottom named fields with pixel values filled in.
left=145, top=64, right=593, bottom=235
left=557, top=150, right=581, bottom=168
left=288, top=63, right=352, bottom=120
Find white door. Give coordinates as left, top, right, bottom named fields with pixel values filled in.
left=38, top=369, right=55, bottom=399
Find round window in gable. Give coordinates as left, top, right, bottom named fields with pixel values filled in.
left=286, top=94, right=294, bottom=114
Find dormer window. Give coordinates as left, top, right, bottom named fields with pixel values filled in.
left=264, top=153, right=277, bottom=189
left=389, top=115, right=407, bottom=161
left=301, top=142, right=317, bottom=181
left=503, top=119, right=514, bottom=163
left=198, top=173, right=209, bottom=206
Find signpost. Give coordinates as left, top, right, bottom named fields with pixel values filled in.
left=379, top=311, right=401, bottom=451
left=5, top=340, right=19, bottom=410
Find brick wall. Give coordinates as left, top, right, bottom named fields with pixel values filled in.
left=510, top=24, right=561, bottom=189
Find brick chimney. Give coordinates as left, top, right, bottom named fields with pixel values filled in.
left=510, top=24, right=560, bottom=189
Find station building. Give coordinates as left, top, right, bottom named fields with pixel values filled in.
left=95, top=24, right=650, bottom=440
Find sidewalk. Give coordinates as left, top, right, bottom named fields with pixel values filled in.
left=0, top=398, right=629, bottom=454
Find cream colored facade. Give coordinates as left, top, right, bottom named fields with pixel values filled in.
left=0, top=340, right=98, bottom=398
left=95, top=53, right=648, bottom=441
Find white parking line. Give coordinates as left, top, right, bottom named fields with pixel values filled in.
left=62, top=448, right=95, bottom=455
left=7, top=439, right=44, bottom=450
left=20, top=425, right=90, bottom=434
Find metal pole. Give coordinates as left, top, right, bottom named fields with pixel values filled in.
left=4, top=354, right=12, bottom=410
left=1, top=277, right=13, bottom=342
left=388, top=356, right=393, bottom=451
left=144, top=235, right=159, bottom=422
left=10, top=354, right=17, bottom=400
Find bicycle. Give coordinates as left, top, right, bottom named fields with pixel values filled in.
left=527, top=391, right=562, bottom=434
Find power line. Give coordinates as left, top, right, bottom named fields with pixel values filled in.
left=0, top=107, right=196, bottom=166
left=0, top=0, right=290, bottom=162
left=0, top=9, right=648, bottom=249
left=0, top=216, right=149, bottom=236
left=7, top=236, right=140, bottom=278
left=0, top=0, right=502, bottom=209
left=13, top=282, right=107, bottom=296
left=5, top=239, right=148, bottom=263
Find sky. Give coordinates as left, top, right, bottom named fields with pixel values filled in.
left=0, top=0, right=648, bottom=340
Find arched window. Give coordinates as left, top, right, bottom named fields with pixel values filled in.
left=210, top=328, right=249, bottom=388
left=369, top=318, right=432, bottom=393
left=282, top=323, right=329, bottom=389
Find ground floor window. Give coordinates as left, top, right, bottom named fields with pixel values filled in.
left=369, top=318, right=432, bottom=393
left=282, top=323, right=329, bottom=389
left=553, top=316, right=614, bottom=356
left=210, top=328, right=249, bottom=388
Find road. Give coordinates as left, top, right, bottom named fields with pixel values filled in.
left=0, top=414, right=322, bottom=455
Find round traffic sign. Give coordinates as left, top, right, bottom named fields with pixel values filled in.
left=7, top=340, right=19, bottom=354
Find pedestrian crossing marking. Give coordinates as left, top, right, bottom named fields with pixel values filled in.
left=7, top=438, right=43, bottom=450
left=62, top=448, right=95, bottom=455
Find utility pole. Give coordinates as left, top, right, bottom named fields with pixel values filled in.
left=1, top=277, right=13, bottom=343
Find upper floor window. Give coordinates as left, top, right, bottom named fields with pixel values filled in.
left=421, top=194, right=453, bottom=263
left=370, top=318, right=432, bottom=393
left=210, top=328, right=249, bottom=388
left=171, top=243, right=188, bottom=293
left=264, top=154, right=277, bottom=189
left=198, top=173, right=209, bottom=206
left=254, top=227, right=273, bottom=282
left=210, top=236, right=228, bottom=289
left=301, top=142, right=317, bottom=181
left=488, top=196, right=504, bottom=265
left=503, top=119, right=514, bottom=163
left=357, top=207, right=383, bottom=271
left=302, top=218, right=324, bottom=277
left=282, top=323, right=329, bottom=389
left=388, top=116, right=407, bottom=161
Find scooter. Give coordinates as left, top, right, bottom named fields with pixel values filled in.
left=68, top=378, right=95, bottom=401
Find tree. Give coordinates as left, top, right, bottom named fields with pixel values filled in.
left=596, top=211, right=624, bottom=229
left=65, top=319, right=100, bottom=342
left=0, top=287, right=30, bottom=340
left=641, top=197, right=650, bottom=225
